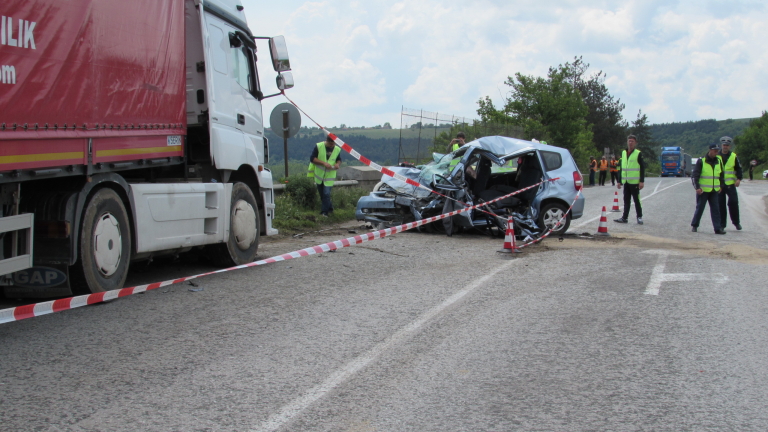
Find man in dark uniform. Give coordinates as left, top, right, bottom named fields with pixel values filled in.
left=691, top=143, right=726, bottom=234
left=717, top=136, right=743, bottom=230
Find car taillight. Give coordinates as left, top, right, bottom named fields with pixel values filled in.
left=573, top=171, right=583, bottom=191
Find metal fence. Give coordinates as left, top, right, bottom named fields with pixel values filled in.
left=397, top=107, right=525, bottom=164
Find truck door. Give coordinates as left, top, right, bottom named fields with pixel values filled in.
left=200, top=7, right=264, bottom=171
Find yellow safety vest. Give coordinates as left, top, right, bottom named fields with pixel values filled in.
left=700, top=158, right=723, bottom=192
left=720, top=152, right=738, bottom=185
left=620, top=149, right=641, bottom=184
left=449, top=143, right=461, bottom=168
left=307, top=142, right=341, bottom=186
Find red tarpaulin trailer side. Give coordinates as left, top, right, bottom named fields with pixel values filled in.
left=0, top=0, right=186, bottom=171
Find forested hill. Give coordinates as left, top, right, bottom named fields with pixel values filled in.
left=264, top=117, right=757, bottom=166
left=650, top=118, right=754, bottom=157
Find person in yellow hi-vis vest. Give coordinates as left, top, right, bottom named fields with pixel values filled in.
left=717, top=136, right=743, bottom=230
left=614, top=134, right=646, bottom=225
left=308, top=136, right=342, bottom=216
left=447, top=132, right=466, bottom=153
left=691, top=143, right=726, bottom=234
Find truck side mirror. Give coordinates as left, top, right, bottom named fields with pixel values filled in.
left=276, top=72, right=294, bottom=90
left=269, top=36, right=291, bottom=72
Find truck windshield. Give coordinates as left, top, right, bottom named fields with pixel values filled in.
left=662, top=155, right=679, bottom=161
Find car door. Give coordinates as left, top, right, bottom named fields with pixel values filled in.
left=200, top=9, right=263, bottom=170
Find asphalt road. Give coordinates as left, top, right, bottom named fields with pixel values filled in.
left=2, top=178, right=767, bottom=431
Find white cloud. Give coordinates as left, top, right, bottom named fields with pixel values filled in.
left=247, top=0, right=768, bottom=130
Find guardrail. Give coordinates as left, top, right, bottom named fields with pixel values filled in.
left=273, top=180, right=359, bottom=193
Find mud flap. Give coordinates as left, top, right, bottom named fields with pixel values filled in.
left=3, top=265, right=73, bottom=299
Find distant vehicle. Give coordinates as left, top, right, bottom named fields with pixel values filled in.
left=660, top=147, right=692, bottom=177
left=763, top=170, right=768, bottom=179
left=356, top=136, right=585, bottom=237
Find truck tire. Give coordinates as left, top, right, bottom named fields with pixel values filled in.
left=210, top=182, right=260, bottom=266
left=79, top=188, right=132, bottom=293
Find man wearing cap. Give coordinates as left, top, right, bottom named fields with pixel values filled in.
left=717, top=136, right=743, bottom=230
left=308, top=136, right=342, bottom=217
left=690, top=144, right=726, bottom=234
left=614, top=135, right=645, bottom=225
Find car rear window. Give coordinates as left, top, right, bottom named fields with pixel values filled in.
left=540, top=151, right=562, bottom=171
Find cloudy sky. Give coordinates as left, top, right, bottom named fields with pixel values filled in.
left=244, top=0, right=767, bottom=130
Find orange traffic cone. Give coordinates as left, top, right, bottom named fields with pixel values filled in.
left=610, top=191, right=621, bottom=212
left=498, top=216, right=522, bottom=253
left=596, top=206, right=610, bottom=236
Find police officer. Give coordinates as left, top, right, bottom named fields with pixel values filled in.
left=717, top=136, right=742, bottom=230
left=614, top=135, right=645, bottom=225
left=308, top=136, right=341, bottom=216
left=691, top=143, right=726, bottom=234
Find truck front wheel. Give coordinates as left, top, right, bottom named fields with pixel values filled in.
left=210, top=182, right=260, bottom=266
left=79, top=188, right=132, bottom=293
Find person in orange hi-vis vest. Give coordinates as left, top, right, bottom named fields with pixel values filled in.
left=609, top=156, right=619, bottom=186
left=598, top=156, right=609, bottom=186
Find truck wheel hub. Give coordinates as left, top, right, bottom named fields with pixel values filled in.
left=232, top=200, right=257, bottom=250
left=93, top=213, right=122, bottom=276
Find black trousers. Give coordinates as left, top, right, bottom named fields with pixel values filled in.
left=610, top=171, right=619, bottom=185
left=598, top=171, right=607, bottom=186
left=692, top=191, right=721, bottom=231
left=589, top=170, right=595, bottom=186
left=718, top=185, right=739, bottom=227
left=621, top=184, right=642, bottom=219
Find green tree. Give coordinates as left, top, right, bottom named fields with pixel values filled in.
left=562, top=57, right=628, bottom=154
left=734, top=111, right=768, bottom=164
left=628, top=110, right=660, bottom=172
left=477, top=63, right=594, bottom=167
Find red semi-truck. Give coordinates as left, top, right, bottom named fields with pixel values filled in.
left=0, top=0, right=294, bottom=296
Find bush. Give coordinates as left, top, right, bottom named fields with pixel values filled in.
left=284, top=175, right=317, bottom=208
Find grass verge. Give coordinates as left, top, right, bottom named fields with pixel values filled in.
left=273, top=184, right=369, bottom=232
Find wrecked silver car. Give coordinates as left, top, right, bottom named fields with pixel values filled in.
left=355, top=136, right=586, bottom=237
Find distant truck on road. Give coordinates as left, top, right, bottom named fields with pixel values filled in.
left=0, top=0, right=294, bottom=297
left=660, top=147, right=692, bottom=177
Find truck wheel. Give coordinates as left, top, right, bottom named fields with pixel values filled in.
left=211, top=182, right=260, bottom=266
left=537, top=202, right=571, bottom=236
left=79, top=188, right=131, bottom=293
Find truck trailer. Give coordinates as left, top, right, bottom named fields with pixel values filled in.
left=660, top=147, right=692, bottom=177
left=0, top=0, right=294, bottom=296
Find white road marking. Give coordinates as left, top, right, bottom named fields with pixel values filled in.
left=643, top=250, right=728, bottom=295
left=653, top=179, right=663, bottom=194
left=573, top=179, right=689, bottom=228
left=252, top=259, right=521, bottom=432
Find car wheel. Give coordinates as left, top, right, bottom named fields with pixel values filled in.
left=537, top=202, right=571, bottom=236
left=78, top=188, right=131, bottom=293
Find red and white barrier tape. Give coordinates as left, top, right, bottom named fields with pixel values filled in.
left=0, top=181, right=547, bottom=325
